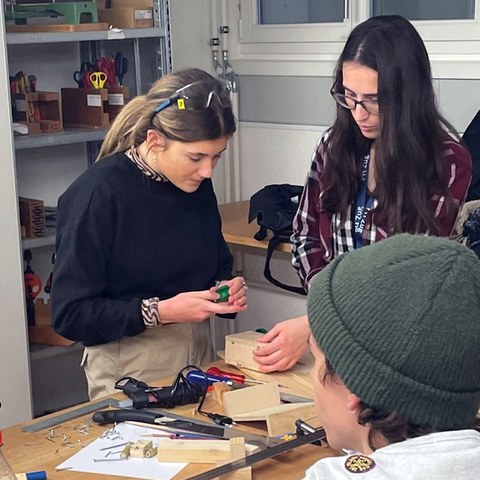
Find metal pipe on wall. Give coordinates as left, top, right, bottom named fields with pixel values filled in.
left=219, top=0, right=241, bottom=202
left=230, top=90, right=241, bottom=202
left=210, top=0, right=232, bottom=203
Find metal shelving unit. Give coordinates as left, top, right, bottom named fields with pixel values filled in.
left=6, top=26, right=165, bottom=45
left=11, top=0, right=171, bottom=251
left=14, top=127, right=108, bottom=150
left=22, top=228, right=56, bottom=249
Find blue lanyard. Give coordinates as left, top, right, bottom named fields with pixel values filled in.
left=353, top=154, right=375, bottom=249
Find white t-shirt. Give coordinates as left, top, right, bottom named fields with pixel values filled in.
left=303, top=430, right=480, bottom=480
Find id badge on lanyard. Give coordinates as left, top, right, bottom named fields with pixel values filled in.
left=354, top=154, right=375, bottom=249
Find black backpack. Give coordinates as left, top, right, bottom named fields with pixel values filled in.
left=462, top=109, right=480, bottom=201
left=248, top=184, right=307, bottom=295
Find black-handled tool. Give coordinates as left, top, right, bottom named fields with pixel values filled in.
left=92, top=409, right=279, bottom=448
left=92, top=409, right=163, bottom=425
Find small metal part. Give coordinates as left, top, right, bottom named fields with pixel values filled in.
left=94, top=458, right=128, bottom=462
left=100, top=442, right=130, bottom=451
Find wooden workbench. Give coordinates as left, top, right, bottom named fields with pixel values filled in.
left=218, top=201, right=291, bottom=254
left=2, top=361, right=338, bottom=479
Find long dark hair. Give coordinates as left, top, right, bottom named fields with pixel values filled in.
left=323, top=15, right=457, bottom=234
left=98, top=68, right=236, bottom=159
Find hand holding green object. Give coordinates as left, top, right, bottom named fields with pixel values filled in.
left=215, top=284, right=230, bottom=302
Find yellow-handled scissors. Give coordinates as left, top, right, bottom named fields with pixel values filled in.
left=89, top=71, right=107, bottom=89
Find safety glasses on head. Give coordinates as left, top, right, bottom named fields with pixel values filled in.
left=151, top=80, right=226, bottom=119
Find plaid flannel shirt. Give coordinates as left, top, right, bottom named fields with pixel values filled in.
left=292, top=136, right=472, bottom=291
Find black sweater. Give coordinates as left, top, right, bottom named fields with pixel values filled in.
left=51, top=153, right=233, bottom=346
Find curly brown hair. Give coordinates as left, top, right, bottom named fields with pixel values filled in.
left=322, top=357, right=480, bottom=451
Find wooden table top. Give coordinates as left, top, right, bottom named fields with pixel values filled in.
left=2, top=361, right=338, bottom=479
left=218, top=201, right=291, bottom=254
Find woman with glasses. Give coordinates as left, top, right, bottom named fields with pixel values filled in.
left=254, top=15, right=472, bottom=373
left=52, top=68, right=247, bottom=399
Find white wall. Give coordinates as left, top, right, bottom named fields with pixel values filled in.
left=0, top=12, right=32, bottom=428
left=232, top=122, right=327, bottom=332
left=169, top=0, right=212, bottom=73
left=169, top=0, right=236, bottom=205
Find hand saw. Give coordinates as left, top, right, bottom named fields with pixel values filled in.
left=92, top=409, right=281, bottom=448
left=185, top=425, right=326, bottom=480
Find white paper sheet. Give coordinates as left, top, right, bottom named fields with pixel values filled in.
left=56, top=423, right=187, bottom=480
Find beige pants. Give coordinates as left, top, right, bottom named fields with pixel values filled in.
left=81, top=320, right=213, bottom=400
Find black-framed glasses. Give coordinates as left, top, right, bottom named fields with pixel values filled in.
left=330, top=88, right=379, bottom=116
left=151, top=80, right=225, bottom=118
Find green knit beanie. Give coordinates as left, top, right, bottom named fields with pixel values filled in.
left=308, top=233, right=480, bottom=429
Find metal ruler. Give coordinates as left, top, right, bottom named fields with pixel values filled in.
left=22, top=398, right=122, bottom=433
left=185, top=427, right=326, bottom=480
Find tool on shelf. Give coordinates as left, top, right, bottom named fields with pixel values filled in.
left=73, top=61, right=95, bottom=88
left=23, top=249, right=42, bottom=326
left=44, top=253, right=55, bottom=295
left=97, top=55, right=116, bottom=87
left=89, top=71, right=107, bottom=89
left=115, top=51, right=128, bottom=86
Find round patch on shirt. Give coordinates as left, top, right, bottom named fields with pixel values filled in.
left=344, top=454, right=376, bottom=473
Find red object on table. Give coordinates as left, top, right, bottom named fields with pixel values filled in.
left=206, top=367, right=265, bottom=385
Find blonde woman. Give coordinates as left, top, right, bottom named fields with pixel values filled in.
left=52, top=69, right=247, bottom=399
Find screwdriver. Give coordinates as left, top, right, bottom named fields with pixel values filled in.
left=206, top=367, right=266, bottom=385
left=186, top=370, right=236, bottom=386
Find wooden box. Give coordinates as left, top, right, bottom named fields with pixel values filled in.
left=19, top=196, right=45, bottom=238
left=13, top=91, right=62, bottom=134
left=224, top=331, right=263, bottom=372
left=98, top=0, right=153, bottom=29
left=104, top=86, right=129, bottom=122
left=61, top=88, right=110, bottom=128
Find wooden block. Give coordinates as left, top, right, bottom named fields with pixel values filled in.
left=219, top=467, right=252, bottom=480
left=223, top=382, right=316, bottom=437
left=34, top=298, right=51, bottom=326
left=218, top=350, right=316, bottom=400
left=157, top=438, right=257, bottom=464
left=218, top=437, right=251, bottom=480
left=223, top=383, right=280, bottom=417
left=213, top=382, right=232, bottom=405
left=6, top=23, right=109, bottom=33
left=130, top=439, right=152, bottom=458
left=265, top=403, right=316, bottom=437
left=19, top=197, right=45, bottom=238
left=36, top=91, right=63, bottom=133
left=224, top=331, right=262, bottom=371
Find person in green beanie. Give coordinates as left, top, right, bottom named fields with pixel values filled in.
left=303, top=234, right=480, bottom=480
